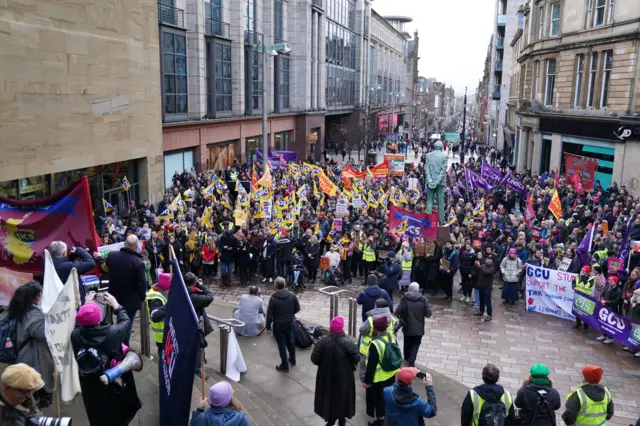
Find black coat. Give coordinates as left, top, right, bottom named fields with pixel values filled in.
left=459, top=250, right=477, bottom=274
left=187, top=284, right=214, bottom=335
left=475, top=262, right=496, bottom=290
left=394, top=291, right=433, bottom=336
left=514, top=383, right=561, bottom=426
left=106, top=248, right=147, bottom=313
left=304, top=242, right=320, bottom=267
left=262, top=239, right=277, bottom=277
left=266, top=289, right=300, bottom=328
left=53, top=247, right=96, bottom=283
left=310, top=334, right=360, bottom=423
left=71, top=308, right=141, bottom=426
left=424, top=247, right=442, bottom=283
left=218, top=234, right=237, bottom=264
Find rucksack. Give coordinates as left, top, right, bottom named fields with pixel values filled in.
left=75, top=347, right=110, bottom=377
left=529, top=390, right=555, bottom=426
left=292, top=320, right=313, bottom=350
left=375, top=337, right=403, bottom=372
left=0, top=316, right=18, bottom=364
left=478, top=398, right=507, bottom=426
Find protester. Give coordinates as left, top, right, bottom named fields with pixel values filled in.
left=573, top=266, right=595, bottom=331
left=561, top=365, right=614, bottom=426
left=500, top=248, right=522, bottom=306
left=0, top=364, right=44, bottom=425
left=190, top=381, right=252, bottom=426
left=383, top=367, right=437, bottom=426
left=357, top=274, right=393, bottom=322
left=233, top=285, right=266, bottom=337
left=72, top=294, right=141, bottom=426
left=184, top=272, right=214, bottom=379
left=394, top=282, right=433, bottom=367
left=514, top=364, right=561, bottom=426
left=460, top=364, right=515, bottom=426
left=7, top=282, right=54, bottom=409
left=473, top=256, right=496, bottom=321
left=146, top=272, right=171, bottom=356
left=358, top=298, right=397, bottom=382
left=50, top=240, right=96, bottom=283
left=311, top=316, right=360, bottom=426
left=266, top=276, right=301, bottom=372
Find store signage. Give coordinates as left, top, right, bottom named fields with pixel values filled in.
left=613, top=125, right=640, bottom=141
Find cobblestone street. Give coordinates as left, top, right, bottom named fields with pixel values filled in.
left=212, top=278, right=640, bottom=425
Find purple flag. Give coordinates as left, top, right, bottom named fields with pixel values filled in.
left=576, top=225, right=594, bottom=268
left=619, top=215, right=635, bottom=268
left=481, top=160, right=503, bottom=184
left=465, top=168, right=495, bottom=192
left=499, top=170, right=527, bottom=196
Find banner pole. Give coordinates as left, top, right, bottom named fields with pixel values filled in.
left=200, top=316, right=206, bottom=397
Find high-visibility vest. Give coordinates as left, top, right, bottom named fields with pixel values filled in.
left=146, top=288, right=168, bottom=344
left=363, top=244, right=376, bottom=262
left=401, top=252, right=413, bottom=272
left=365, top=334, right=399, bottom=383
left=571, top=386, right=611, bottom=426
left=575, top=276, right=595, bottom=296
left=469, top=389, right=513, bottom=426
left=359, top=316, right=398, bottom=355
left=356, top=242, right=364, bottom=253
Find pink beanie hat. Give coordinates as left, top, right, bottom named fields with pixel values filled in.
left=76, top=303, right=102, bottom=326
left=157, top=273, right=171, bottom=291
left=330, top=316, right=344, bottom=333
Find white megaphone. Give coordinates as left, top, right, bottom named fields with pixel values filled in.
left=100, top=350, right=143, bottom=385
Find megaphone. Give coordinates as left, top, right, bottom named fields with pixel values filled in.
left=100, top=350, right=143, bottom=385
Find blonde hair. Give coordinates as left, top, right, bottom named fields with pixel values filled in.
left=309, top=235, right=318, bottom=244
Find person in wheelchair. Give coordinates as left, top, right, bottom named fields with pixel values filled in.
left=290, top=249, right=306, bottom=291
left=324, top=245, right=344, bottom=286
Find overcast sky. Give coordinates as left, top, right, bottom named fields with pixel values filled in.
left=373, top=0, right=495, bottom=96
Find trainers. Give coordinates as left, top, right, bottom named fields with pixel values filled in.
left=262, top=278, right=267, bottom=283
left=289, top=358, right=296, bottom=366
left=603, top=338, right=614, bottom=344
left=635, top=352, right=640, bottom=358
left=459, top=295, right=466, bottom=302
left=473, top=311, right=483, bottom=317
left=465, top=297, right=472, bottom=304
left=484, top=315, right=492, bottom=322
left=623, top=346, right=630, bottom=351
left=268, top=278, right=273, bottom=283
left=597, top=335, right=607, bottom=341
left=275, top=364, right=289, bottom=372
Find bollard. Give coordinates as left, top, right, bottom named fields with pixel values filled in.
left=139, top=305, right=151, bottom=357
left=219, top=326, right=229, bottom=375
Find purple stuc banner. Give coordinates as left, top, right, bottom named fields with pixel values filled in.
left=481, top=160, right=503, bottom=184
left=500, top=170, right=527, bottom=196
left=465, top=168, right=495, bottom=192
left=572, top=292, right=640, bottom=351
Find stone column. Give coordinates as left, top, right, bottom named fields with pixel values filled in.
left=517, top=127, right=529, bottom=172
left=311, top=11, right=318, bottom=110
left=317, top=12, right=326, bottom=110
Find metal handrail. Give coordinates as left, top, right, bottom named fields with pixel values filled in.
left=319, top=286, right=359, bottom=337
left=205, top=19, right=230, bottom=37
left=158, top=3, right=185, bottom=28
left=208, top=315, right=245, bottom=375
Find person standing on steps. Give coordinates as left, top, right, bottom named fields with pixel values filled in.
left=266, top=276, right=300, bottom=372
left=357, top=274, right=393, bottom=322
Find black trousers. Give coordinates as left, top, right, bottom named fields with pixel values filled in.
left=273, top=322, right=296, bottom=366
left=343, top=257, right=352, bottom=281
left=441, top=275, right=453, bottom=299
left=365, top=377, right=394, bottom=419
left=460, top=272, right=473, bottom=297
left=351, top=252, right=364, bottom=277
left=403, top=335, right=422, bottom=366
left=479, top=288, right=493, bottom=317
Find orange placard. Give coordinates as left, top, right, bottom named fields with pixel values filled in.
left=320, top=257, right=330, bottom=269
left=602, top=221, right=609, bottom=234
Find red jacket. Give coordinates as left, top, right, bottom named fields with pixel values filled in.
left=201, top=243, right=217, bottom=262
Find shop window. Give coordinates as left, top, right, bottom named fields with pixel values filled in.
left=209, top=142, right=236, bottom=170
left=274, top=132, right=291, bottom=151
left=0, top=181, right=18, bottom=198
left=17, top=176, right=49, bottom=200
left=245, top=136, right=262, bottom=162
left=164, top=150, right=194, bottom=188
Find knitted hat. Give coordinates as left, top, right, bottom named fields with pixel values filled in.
left=1, top=364, right=44, bottom=391
left=529, top=363, right=551, bottom=386
left=157, top=273, right=171, bottom=291
left=608, top=276, right=619, bottom=285
left=373, top=316, right=389, bottom=332
left=209, top=381, right=233, bottom=407
left=76, top=303, right=102, bottom=327
left=582, top=365, right=603, bottom=384
left=366, top=274, right=378, bottom=287
left=330, top=316, right=344, bottom=333
left=508, top=248, right=516, bottom=254
left=581, top=265, right=591, bottom=273
left=387, top=251, right=396, bottom=259
left=396, top=367, right=418, bottom=386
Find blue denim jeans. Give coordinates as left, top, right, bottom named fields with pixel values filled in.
left=474, top=289, right=480, bottom=308
left=221, top=262, right=233, bottom=279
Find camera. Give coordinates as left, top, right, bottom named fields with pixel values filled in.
left=27, top=414, right=72, bottom=426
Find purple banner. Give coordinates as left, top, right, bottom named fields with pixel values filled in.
left=572, top=292, right=640, bottom=352
left=499, top=170, right=527, bottom=196
left=465, top=168, right=495, bottom=192
left=255, top=150, right=298, bottom=162
left=481, top=160, right=503, bottom=184
left=576, top=226, right=594, bottom=269
left=619, top=215, right=635, bottom=269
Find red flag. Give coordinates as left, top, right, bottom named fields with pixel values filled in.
left=525, top=194, right=535, bottom=225
left=571, top=171, right=584, bottom=195
left=279, top=155, right=287, bottom=166
left=548, top=190, right=563, bottom=221
left=0, top=177, right=100, bottom=273
left=388, top=204, right=438, bottom=240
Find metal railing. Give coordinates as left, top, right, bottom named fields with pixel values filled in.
left=312, top=0, right=323, bottom=8
left=319, top=286, right=358, bottom=337
left=208, top=315, right=245, bottom=375
left=363, top=21, right=369, bottom=37
left=496, top=36, right=504, bottom=47
left=495, top=60, right=503, bottom=71
left=244, top=30, right=263, bottom=46
left=158, top=3, right=185, bottom=27
left=205, top=19, right=230, bottom=37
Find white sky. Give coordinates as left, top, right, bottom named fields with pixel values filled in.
left=372, top=0, right=495, bottom=96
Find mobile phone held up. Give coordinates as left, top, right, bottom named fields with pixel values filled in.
left=416, top=371, right=426, bottom=380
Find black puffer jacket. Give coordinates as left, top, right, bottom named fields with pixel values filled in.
left=187, top=284, right=214, bottom=335
left=266, top=289, right=300, bottom=327
left=71, top=307, right=131, bottom=365
left=459, top=250, right=477, bottom=274
left=514, top=383, right=561, bottom=426
left=394, top=291, right=433, bottom=337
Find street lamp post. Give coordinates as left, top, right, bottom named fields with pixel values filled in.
left=256, top=41, right=291, bottom=172
left=461, top=86, right=467, bottom=151
left=362, top=84, right=381, bottom=162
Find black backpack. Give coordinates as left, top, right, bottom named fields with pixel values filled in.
left=0, top=316, right=18, bottom=364
left=75, top=347, right=110, bottom=377
left=529, top=390, right=555, bottom=426
left=292, top=320, right=313, bottom=350
left=478, top=398, right=507, bottom=426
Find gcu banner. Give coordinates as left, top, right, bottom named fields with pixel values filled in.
left=525, top=265, right=576, bottom=321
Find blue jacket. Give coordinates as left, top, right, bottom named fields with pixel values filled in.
left=190, top=407, right=252, bottom=426
left=357, top=285, right=393, bottom=321
left=383, top=383, right=437, bottom=426
left=52, top=247, right=95, bottom=284
left=382, top=261, right=402, bottom=292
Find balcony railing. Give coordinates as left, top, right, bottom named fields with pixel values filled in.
left=496, top=36, right=504, bottom=49
left=312, top=0, right=323, bottom=9
left=495, top=60, right=503, bottom=72
left=363, top=21, right=369, bottom=37
left=205, top=19, right=229, bottom=37
left=158, top=3, right=185, bottom=28
left=244, top=30, right=263, bottom=46
left=497, top=14, right=507, bottom=26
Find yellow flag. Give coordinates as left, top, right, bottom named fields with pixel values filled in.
left=170, top=194, right=184, bottom=213
left=366, top=191, right=379, bottom=209
left=202, top=207, right=214, bottom=228
left=157, top=208, right=173, bottom=221
left=313, top=181, right=319, bottom=198
left=314, top=222, right=320, bottom=235
left=473, top=197, right=485, bottom=216
left=446, top=208, right=457, bottom=226
left=257, top=167, right=273, bottom=188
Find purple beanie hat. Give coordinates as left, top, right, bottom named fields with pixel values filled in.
left=209, top=381, right=233, bottom=408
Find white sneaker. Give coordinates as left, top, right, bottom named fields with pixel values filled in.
left=459, top=295, right=466, bottom=302
left=603, top=338, right=614, bottom=344
left=623, top=346, right=630, bottom=351
left=268, top=277, right=273, bottom=283
left=262, top=278, right=267, bottom=283
left=596, top=335, right=607, bottom=341
left=465, top=297, right=472, bottom=304
left=635, top=352, right=640, bottom=358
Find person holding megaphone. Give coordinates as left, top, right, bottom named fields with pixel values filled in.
left=71, top=293, right=142, bottom=426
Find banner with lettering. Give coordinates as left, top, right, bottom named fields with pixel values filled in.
left=481, top=160, right=503, bottom=185
left=499, top=170, right=527, bottom=196
left=388, top=204, right=437, bottom=240
left=564, top=153, right=598, bottom=192
left=525, top=264, right=576, bottom=321
left=465, top=168, right=495, bottom=192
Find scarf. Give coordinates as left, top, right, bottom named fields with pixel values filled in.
left=531, top=377, right=550, bottom=386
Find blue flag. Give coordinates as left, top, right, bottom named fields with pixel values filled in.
left=160, top=259, right=201, bottom=426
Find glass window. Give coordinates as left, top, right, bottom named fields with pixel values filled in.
left=594, top=0, right=606, bottom=26
left=607, top=0, right=614, bottom=23
left=247, top=0, right=256, bottom=32
left=209, top=142, right=236, bottom=170
left=252, top=51, right=262, bottom=110
left=600, top=50, right=613, bottom=108
left=274, top=0, right=283, bottom=43
left=274, top=132, right=290, bottom=151
left=162, top=31, right=188, bottom=117
left=280, top=56, right=290, bottom=109
left=587, top=52, right=598, bottom=107
left=17, top=176, right=49, bottom=200
left=533, top=61, right=540, bottom=99
left=215, top=43, right=232, bottom=112
left=586, top=0, right=593, bottom=28
left=550, top=3, right=560, bottom=36
left=574, top=54, right=585, bottom=107
left=245, top=137, right=262, bottom=162
left=538, top=6, right=545, bottom=39
left=0, top=180, right=17, bottom=198
left=544, top=58, right=556, bottom=106
left=163, top=151, right=194, bottom=189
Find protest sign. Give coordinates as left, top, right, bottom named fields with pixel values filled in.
left=0, top=268, right=32, bottom=306
left=558, top=257, right=572, bottom=272
left=388, top=161, right=405, bottom=176
left=525, top=265, right=576, bottom=321
left=97, top=240, right=143, bottom=257
left=333, top=218, right=342, bottom=232
left=261, top=199, right=273, bottom=219
left=607, top=257, right=623, bottom=274
left=319, top=257, right=330, bottom=269
left=336, top=198, right=349, bottom=216
left=352, top=194, right=364, bottom=209
left=531, top=227, right=541, bottom=241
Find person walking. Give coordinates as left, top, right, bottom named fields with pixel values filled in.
left=459, top=243, right=477, bottom=303
left=311, top=316, right=360, bottom=426
left=473, top=257, right=496, bottom=322
left=383, top=367, right=437, bottom=426
left=561, top=365, right=614, bottom=426
left=514, top=364, right=561, bottom=426
left=394, top=282, right=433, bottom=367
left=266, top=277, right=301, bottom=372
left=363, top=316, right=401, bottom=426
left=357, top=274, right=393, bottom=322
left=190, top=381, right=252, bottom=426
left=0, top=364, right=44, bottom=425
left=461, top=364, right=515, bottom=426
left=7, top=282, right=54, bottom=409
left=358, top=299, right=397, bottom=383
left=146, top=272, right=171, bottom=356
left=500, top=248, right=522, bottom=306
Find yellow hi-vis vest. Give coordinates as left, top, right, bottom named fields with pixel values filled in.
left=575, top=276, right=595, bottom=296
left=359, top=316, right=398, bottom=355
left=146, top=288, right=168, bottom=344
left=469, top=389, right=513, bottom=426
left=571, top=386, right=612, bottom=426
left=402, top=252, right=413, bottom=272
left=365, top=334, right=399, bottom=383
left=363, top=244, right=376, bottom=262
